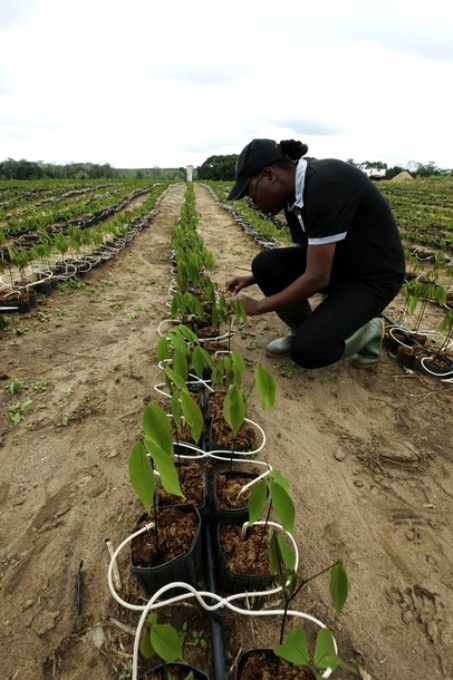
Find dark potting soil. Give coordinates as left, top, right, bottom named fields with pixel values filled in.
left=215, top=473, right=256, bottom=509
left=238, top=649, right=315, bottom=680
left=201, top=339, right=230, bottom=353
left=131, top=506, right=198, bottom=567
left=207, top=391, right=257, bottom=451
left=171, top=421, right=200, bottom=445
left=220, top=524, right=270, bottom=575
left=196, top=324, right=221, bottom=339
left=158, top=462, right=205, bottom=507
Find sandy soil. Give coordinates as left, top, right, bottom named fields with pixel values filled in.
left=0, top=183, right=452, bottom=680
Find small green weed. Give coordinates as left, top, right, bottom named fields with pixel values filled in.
left=127, top=304, right=143, bottom=319
left=118, top=661, right=133, bottom=680
left=34, top=378, right=50, bottom=391
left=191, top=628, right=207, bottom=650
left=6, top=378, right=27, bottom=395
left=9, top=399, right=32, bottom=424
left=57, top=278, right=85, bottom=291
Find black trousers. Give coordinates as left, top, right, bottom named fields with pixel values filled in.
left=251, top=246, right=404, bottom=369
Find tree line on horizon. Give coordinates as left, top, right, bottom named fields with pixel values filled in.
left=195, top=155, right=452, bottom=181
left=0, top=155, right=451, bottom=182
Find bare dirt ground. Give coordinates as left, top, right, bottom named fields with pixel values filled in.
left=0, top=183, right=452, bottom=680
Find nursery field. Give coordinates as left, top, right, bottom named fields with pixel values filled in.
left=0, top=180, right=452, bottom=680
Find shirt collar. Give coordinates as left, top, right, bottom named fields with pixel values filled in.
left=288, top=158, right=308, bottom=211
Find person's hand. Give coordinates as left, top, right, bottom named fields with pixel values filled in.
left=225, top=274, right=254, bottom=294
left=237, top=294, right=262, bottom=316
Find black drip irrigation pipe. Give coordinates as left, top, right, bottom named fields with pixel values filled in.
left=380, top=312, right=428, bottom=349
left=199, top=384, right=227, bottom=680
left=203, top=523, right=227, bottom=680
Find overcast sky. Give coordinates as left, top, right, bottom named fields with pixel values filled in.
left=1, top=0, right=452, bottom=170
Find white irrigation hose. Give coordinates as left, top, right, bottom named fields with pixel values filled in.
left=198, top=330, right=235, bottom=343
left=131, top=580, right=333, bottom=680
left=207, top=417, right=266, bottom=458
left=388, top=325, right=453, bottom=351
left=107, top=521, right=156, bottom=612
left=235, top=466, right=272, bottom=498
left=155, top=454, right=272, bottom=505
left=108, top=520, right=299, bottom=612
left=420, top=356, right=453, bottom=381
left=154, top=377, right=213, bottom=399
left=173, top=442, right=209, bottom=459
left=154, top=371, right=215, bottom=399
left=159, top=412, right=266, bottom=459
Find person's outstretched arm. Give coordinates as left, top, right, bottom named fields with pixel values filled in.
left=237, top=243, right=336, bottom=315
left=225, top=273, right=256, bottom=294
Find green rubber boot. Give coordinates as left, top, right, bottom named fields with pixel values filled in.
left=265, top=301, right=311, bottom=357
left=343, top=318, right=386, bottom=367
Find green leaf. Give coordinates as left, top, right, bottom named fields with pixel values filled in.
left=231, top=351, right=246, bottom=386
left=180, top=390, right=203, bottom=443
left=329, top=561, right=349, bottom=615
left=274, top=627, right=309, bottom=665
left=128, top=441, right=154, bottom=512
left=173, top=348, right=189, bottom=382
left=151, top=442, right=184, bottom=497
left=150, top=623, right=182, bottom=663
left=143, top=402, right=174, bottom=456
left=268, top=530, right=297, bottom=581
left=233, top=298, right=248, bottom=323
left=170, top=292, right=184, bottom=318
left=173, top=323, right=198, bottom=344
left=314, top=628, right=339, bottom=670
left=156, top=335, right=169, bottom=362
left=270, top=469, right=290, bottom=493
left=270, top=480, right=295, bottom=532
left=191, top=345, right=213, bottom=378
left=222, top=385, right=246, bottom=434
left=255, top=364, right=276, bottom=409
left=268, top=529, right=282, bottom=577
left=10, top=411, right=22, bottom=425
left=169, top=334, right=188, bottom=356
left=170, top=393, right=182, bottom=434
left=139, top=628, right=155, bottom=659
left=274, top=531, right=296, bottom=572
left=247, top=478, right=268, bottom=524
left=164, top=366, right=187, bottom=393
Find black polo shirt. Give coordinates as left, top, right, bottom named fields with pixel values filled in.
left=287, top=159, right=405, bottom=285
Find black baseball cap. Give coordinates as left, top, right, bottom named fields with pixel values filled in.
left=227, top=139, right=285, bottom=201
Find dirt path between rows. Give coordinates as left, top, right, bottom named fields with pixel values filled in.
left=0, top=183, right=452, bottom=680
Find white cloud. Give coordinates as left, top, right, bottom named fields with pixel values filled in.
left=0, top=0, right=452, bottom=168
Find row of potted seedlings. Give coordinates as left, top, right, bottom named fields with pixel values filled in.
left=0, top=184, right=168, bottom=316
left=383, top=276, right=453, bottom=382
left=107, top=184, right=356, bottom=679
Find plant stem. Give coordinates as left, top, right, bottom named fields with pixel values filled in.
left=153, top=486, right=160, bottom=559
left=252, top=500, right=272, bottom=570
left=229, top=433, right=237, bottom=472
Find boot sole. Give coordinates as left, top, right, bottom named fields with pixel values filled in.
left=265, top=350, right=292, bottom=359
left=351, top=318, right=386, bottom=369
